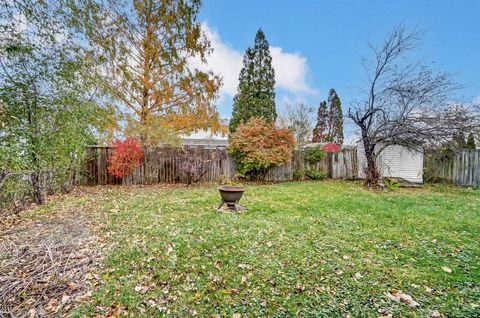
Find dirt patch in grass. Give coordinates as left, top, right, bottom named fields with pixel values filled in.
left=0, top=191, right=100, bottom=318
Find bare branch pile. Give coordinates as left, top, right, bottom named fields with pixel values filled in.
left=0, top=237, right=94, bottom=317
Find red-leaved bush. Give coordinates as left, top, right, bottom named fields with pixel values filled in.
left=228, top=117, right=296, bottom=180
left=107, top=139, right=144, bottom=178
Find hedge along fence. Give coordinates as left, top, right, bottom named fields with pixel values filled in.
left=82, top=146, right=358, bottom=185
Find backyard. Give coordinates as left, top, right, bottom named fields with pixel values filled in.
left=2, top=181, right=478, bottom=317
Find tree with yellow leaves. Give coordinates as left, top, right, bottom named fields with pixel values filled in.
left=70, top=0, right=222, bottom=145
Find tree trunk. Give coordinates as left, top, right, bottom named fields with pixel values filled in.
left=364, top=149, right=379, bottom=188
left=361, top=130, right=379, bottom=188
left=27, top=87, right=45, bottom=205
left=30, top=170, right=44, bottom=205
left=139, top=18, right=154, bottom=146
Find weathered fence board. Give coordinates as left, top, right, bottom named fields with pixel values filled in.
left=424, top=149, right=480, bottom=187
left=82, top=146, right=358, bottom=185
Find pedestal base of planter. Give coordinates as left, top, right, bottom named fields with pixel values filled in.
left=217, top=185, right=246, bottom=213
left=216, top=200, right=246, bottom=213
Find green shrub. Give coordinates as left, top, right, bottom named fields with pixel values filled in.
left=305, top=169, right=327, bottom=180
left=304, top=147, right=326, bottom=164
left=293, top=168, right=306, bottom=180
left=383, top=177, right=400, bottom=191
left=0, top=173, right=34, bottom=213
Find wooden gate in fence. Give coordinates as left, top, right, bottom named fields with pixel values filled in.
left=82, top=146, right=358, bottom=185
left=424, top=149, right=480, bottom=187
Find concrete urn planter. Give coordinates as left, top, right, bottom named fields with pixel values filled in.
left=217, top=185, right=245, bottom=212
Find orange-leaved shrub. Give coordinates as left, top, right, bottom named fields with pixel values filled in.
left=228, top=117, right=296, bottom=180
left=107, top=138, right=144, bottom=178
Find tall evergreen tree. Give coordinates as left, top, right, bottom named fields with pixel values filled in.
left=229, top=29, right=276, bottom=132
left=467, top=132, right=477, bottom=149
left=312, top=89, right=344, bottom=144
left=328, top=89, right=344, bottom=144
left=312, top=101, right=328, bottom=142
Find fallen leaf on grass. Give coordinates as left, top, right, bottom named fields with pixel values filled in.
left=295, top=283, right=305, bottom=292
left=61, top=294, right=70, bottom=303
left=66, top=281, right=77, bottom=289
left=385, top=290, right=420, bottom=309
left=429, top=310, right=441, bottom=318
left=146, top=256, right=155, bottom=263
left=441, top=266, right=452, bottom=273
left=75, top=291, right=92, bottom=302
left=228, top=288, right=240, bottom=294
left=209, top=273, right=222, bottom=283
left=238, top=263, right=248, bottom=269
left=45, top=298, right=59, bottom=312
left=377, top=308, right=387, bottom=315
left=266, top=241, right=273, bottom=247
left=134, top=285, right=150, bottom=293
left=424, top=286, right=433, bottom=293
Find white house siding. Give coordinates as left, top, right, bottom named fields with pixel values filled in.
left=357, top=144, right=423, bottom=183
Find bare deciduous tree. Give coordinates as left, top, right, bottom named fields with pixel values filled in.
left=278, top=102, right=314, bottom=147
left=349, top=25, right=478, bottom=187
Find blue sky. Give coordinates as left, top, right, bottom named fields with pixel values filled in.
left=197, top=0, right=480, bottom=139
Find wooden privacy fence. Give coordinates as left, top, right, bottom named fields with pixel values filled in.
left=82, top=146, right=358, bottom=185
left=424, top=149, right=480, bottom=187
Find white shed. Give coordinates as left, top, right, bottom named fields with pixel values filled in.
left=357, top=143, right=424, bottom=183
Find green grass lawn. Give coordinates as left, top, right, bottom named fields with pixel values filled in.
left=68, top=181, right=479, bottom=317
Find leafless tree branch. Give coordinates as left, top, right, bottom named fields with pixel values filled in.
left=348, top=25, right=479, bottom=187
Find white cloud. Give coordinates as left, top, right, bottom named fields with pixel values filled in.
left=473, top=95, right=480, bottom=105
left=270, top=47, right=316, bottom=95
left=201, top=24, right=243, bottom=97
left=190, top=24, right=243, bottom=103
left=193, top=23, right=316, bottom=102
left=280, top=95, right=309, bottom=106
